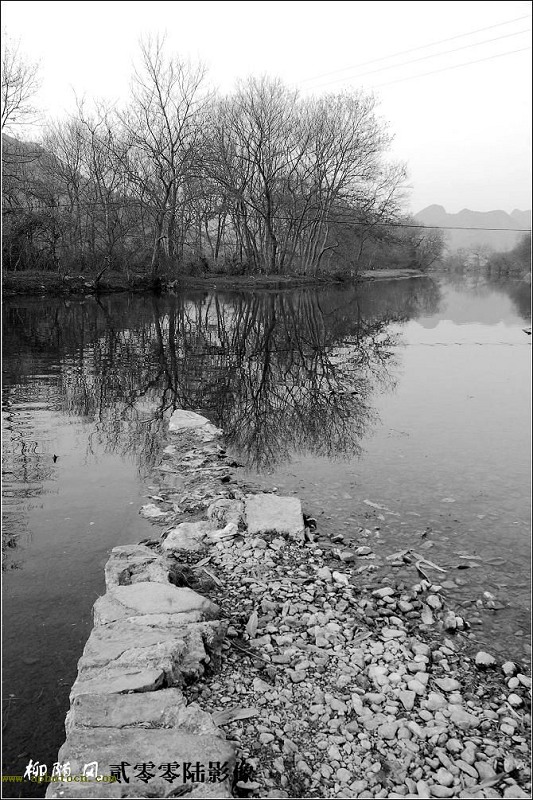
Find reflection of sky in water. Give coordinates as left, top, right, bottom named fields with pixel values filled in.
left=399, top=318, right=530, bottom=344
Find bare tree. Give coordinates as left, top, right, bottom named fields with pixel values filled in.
left=1, top=37, right=40, bottom=133
left=118, top=36, right=209, bottom=276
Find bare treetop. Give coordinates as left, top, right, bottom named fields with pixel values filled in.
left=1, top=37, right=40, bottom=133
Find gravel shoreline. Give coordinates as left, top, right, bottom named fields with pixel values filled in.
left=143, top=417, right=531, bottom=799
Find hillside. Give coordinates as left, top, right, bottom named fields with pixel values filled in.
left=415, top=205, right=531, bottom=252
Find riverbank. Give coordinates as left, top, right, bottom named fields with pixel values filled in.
left=46, top=410, right=531, bottom=799
left=2, top=268, right=426, bottom=297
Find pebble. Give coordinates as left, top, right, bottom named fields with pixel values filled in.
left=507, top=693, right=523, bottom=707
left=434, top=677, right=461, bottom=692
left=336, top=768, right=352, bottom=783
left=474, top=761, right=496, bottom=780
left=431, top=787, right=455, bottom=798
left=475, top=651, right=496, bottom=668
left=373, top=587, right=395, bottom=598
left=426, top=692, right=446, bottom=711
left=435, top=767, right=454, bottom=787
left=339, top=550, right=357, bottom=562
left=449, top=705, right=480, bottom=731
left=399, top=690, right=416, bottom=711
left=407, top=679, right=426, bottom=696
left=455, top=759, right=478, bottom=778
left=332, top=571, right=350, bottom=585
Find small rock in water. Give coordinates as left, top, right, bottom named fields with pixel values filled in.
left=339, top=550, right=357, bottom=562
left=332, top=571, right=350, bottom=585
left=502, top=661, right=517, bottom=676
left=475, top=650, right=496, bottom=668
left=443, top=611, right=457, bottom=630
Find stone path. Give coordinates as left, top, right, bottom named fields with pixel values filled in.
left=46, top=410, right=531, bottom=799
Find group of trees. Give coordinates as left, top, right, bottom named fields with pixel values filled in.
left=2, top=37, right=444, bottom=278
left=441, top=233, right=531, bottom=278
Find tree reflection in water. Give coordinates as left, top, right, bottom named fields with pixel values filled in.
left=3, top=279, right=442, bottom=480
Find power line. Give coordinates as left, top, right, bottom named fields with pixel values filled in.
left=305, top=29, right=530, bottom=92
left=3, top=202, right=530, bottom=232
left=372, top=45, right=531, bottom=88
left=299, top=14, right=531, bottom=85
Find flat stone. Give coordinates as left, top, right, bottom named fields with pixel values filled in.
left=456, top=759, right=478, bottom=778
left=162, top=521, right=213, bottom=552
left=67, top=689, right=218, bottom=735
left=398, top=690, right=416, bottom=711
left=71, top=667, right=166, bottom=698
left=449, top=705, right=480, bottom=731
left=245, top=494, right=304, bottom=536
left=372, top=587, right=395, bottom=598
left=426, top=692, right=446, bottom=711
left=140, top=503, right=169, bottom=519
left=44, top=728, right=234, bottom=798
left=93, top=583, right=219, bottom=626
left=104, top=545, right=169, bottom=589
left=381, top=627, right=406, bottom=639
left=72, top=619, right=225, bottom=698
left=434, top=677, right=461, bottom=693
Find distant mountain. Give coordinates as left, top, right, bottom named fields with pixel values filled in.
left=414, top=205, right=531, bottom=252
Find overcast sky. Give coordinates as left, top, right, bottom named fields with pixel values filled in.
left=2, top=0, right=531, bottom=214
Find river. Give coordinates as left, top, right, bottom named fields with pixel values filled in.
left=2, top=274, right=530, bottom=795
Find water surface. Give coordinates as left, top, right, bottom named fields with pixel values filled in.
left=2, top=275, right=530, bottom=794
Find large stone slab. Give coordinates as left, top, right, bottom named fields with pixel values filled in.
left=245, top=494, right=304, bottom=536
left=70, top=667, right=165, bottom=699
left=105, top=545, right=169, bottom=590
left=45, top=728, right=235, bottom=798
left=71, top=619, right=226, bottom=698
left=93, top=583, right=219, bottom=627
left=67, top=689, right=219, bottom=736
